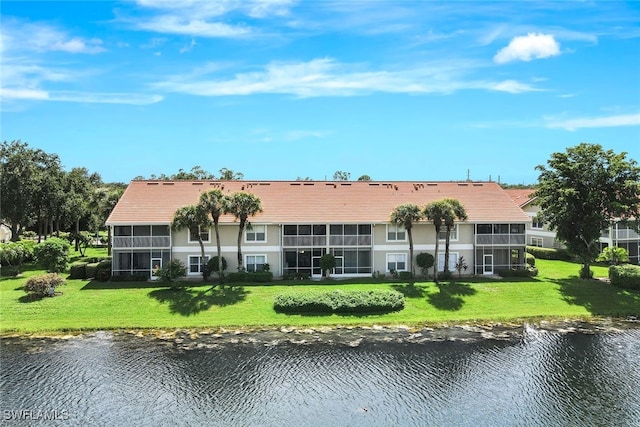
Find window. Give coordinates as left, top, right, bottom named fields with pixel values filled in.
left=387, top=253, right=407, bottom=272
left=439, top=224, right=458, bottom=241
left=189, top=226, right=210, bottom=243
left=246, top=255, right=267, bottom=272
left=189, top=255, right=209, bottom=274
left=532, top=216, right=543, bottom=229
left=531, top=237, right=543, bottom=247
left=246, top=225, right=266, bottom=242
left=387, top=224, right=406, bottom=241
left=437, top=253, right=458, bottom=272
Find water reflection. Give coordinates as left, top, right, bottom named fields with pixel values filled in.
left=2, top=326, right=640, bottom=426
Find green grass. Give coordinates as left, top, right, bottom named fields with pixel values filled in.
left=2, top=253, right=639, bottom=334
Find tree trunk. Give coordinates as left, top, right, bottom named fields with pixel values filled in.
left=407, top=228, right=414, bottom=277
left=107, top=226, right=112, bottom=256
left=214, top=219, right=223, bottom=280
left=444, top=225, right=451, bottom=273
left=237, top=221, right=244, bottom=271
left=199, top=238, right=208, bottom=281
left=433, top=226, right=440, bottom=283
left=74, top=218, right=80, bottom=251
left=10, top=224, right=19, bottom=242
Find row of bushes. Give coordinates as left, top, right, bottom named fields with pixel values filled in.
left=526, top=246, right=573, bottom=261
left=226, top=271, right=273, bottom=283
left=69, top=259, right=111, bottom=281
left=273, top=290, right=405, bottom=314
left=497, top=267, right=539, bottom=278
left=609, top=264, right=640, bottom=290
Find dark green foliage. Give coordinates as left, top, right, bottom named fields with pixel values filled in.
left=398, top=271, right=413, bottom=281
left=319, top=253, right=336, bottom=277
left=69, top=262, right=88, bottom=279
left=416, top=252, right=434, bottom=276
left=207, top=256, right=227, bottom=272
left=282, top=272, right=311, bottom=280
left=596, top=246, right=629, bottom=265
left=526, top=246, right=572, bottom=261
left=156, top=259, right=187, bottom=287
left=24, top=273, right=66, bottom=297
left=273, top=290, right=405, bottom=314
left=33, top=238, right=70, bottom=273
left=95, top=269, right=111, bottom=282
left=609, top=264, right=640, bottom=290
left=498, top=267, right=539, bottom=277
left=226, top=271, right=273, bottom=283
left=85, top=262, right=99, bottom=279
left=526, top=253, right=536, bottom=267
left=0, top=241, right=33, bottom=274
left=110, top=273, right=148, bottom=282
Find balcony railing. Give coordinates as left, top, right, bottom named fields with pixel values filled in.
left=476, top=234, right=525, bottom=245
left=112, top=236, right=171, bottom=248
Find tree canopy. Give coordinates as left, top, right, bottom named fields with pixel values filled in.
left=535, top=143, right=640, bottom=278
left=390, top=203, right=423, bottom=276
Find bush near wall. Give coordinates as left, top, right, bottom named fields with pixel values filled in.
left=226, top=271, right=273, bottom=283
left=609, top=264, right=640, bottom=290
left=273, top=290, right=405, bottom=314
left=497, top=267, right=539, bottom=278
left=69, top=262, right=88, bottom=279
left=526, top=246, right=572, bottom=261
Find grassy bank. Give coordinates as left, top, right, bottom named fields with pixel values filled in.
left=1, top=255, right=639, bottom=334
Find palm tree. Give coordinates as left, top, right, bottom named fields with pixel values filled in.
left=423, top=200, right=450, bottom=283
left=389, top=203, right=423, bottom=276
left=171, top=204, right=212, bottom=281
left=199, top=189, right=228, bottom=279
left=225, top=192, right=263, bottom=271
left=441, top=198, right=468, bottom=275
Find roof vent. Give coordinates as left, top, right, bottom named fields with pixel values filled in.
left=147, top=182, right=159, bottom=186
left=192, top=182, right=203, bottom=186
left=162, top=182, right=174, bottom=186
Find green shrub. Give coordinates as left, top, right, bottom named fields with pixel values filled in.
left=498, top=267, right=538, bottom=278
left=85, top=262, right=99, bottom=279
left=526, top=253, right=536, bottom=267
left=416, top=252, right=434, bottom=276
left=110, top=273, right=148, bottom=282
left=69, top=262, right=88, bottom=279
left=24, top=273, right=66, bottom=297
left=33, top=238, right=70, bottom=273
left=207, top=256, right=227, bottom=273
left=274, top=290, right=404, bottom=314
left=0, top=241, right=35, bottom=274
left=156, top=259, right=187, bottom=287
left=95, top=269, right=111, bottom=282
left=226, top=271, right=273, bottom=283
left=398, top=271, right=413, bottom=281
left=609, top=264, right=640, bottom=290
left=526, top=246, right=572, bottom=261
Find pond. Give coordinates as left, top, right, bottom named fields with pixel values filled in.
left=2, top=322, right=640, bottom=426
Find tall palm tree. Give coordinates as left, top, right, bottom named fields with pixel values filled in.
left=171, top=204, right=212, bottom=281
left=199, top=189, right=228, bottom=279
left=423, top=200, right=450, bottom=283
left=225, top=192, right=263, bottom=271
left=441, top=198, right=468, bottom=275
left=389, top=203, right=423, bottom=276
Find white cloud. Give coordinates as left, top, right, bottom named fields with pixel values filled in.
left=2, top=19, right=105, bottom=54
left=494, top=33, right=560, bottom=64
left=153, top=58, right=542, bottom=97
left=546, top=113, right=640, bottom=131
left=135, top=16, right=251, bottom=38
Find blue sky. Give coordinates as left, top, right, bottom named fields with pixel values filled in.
left=1, top=1, right=639, bottom=184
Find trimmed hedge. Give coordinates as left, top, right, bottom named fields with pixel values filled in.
left=526, top=246, right=572, bottom=261
left=497, top=267, right=539, bottom=278
left=85, top=262, right=100, bottom=279
left=273, top=290, right=405, bottom=314
left=609, top=264, right=640, bottom=290
left=69, top=262, right=88, bottom=279
left=526, top=253, right=536, bottom=267
left=227, top=271, right=273, bottom=283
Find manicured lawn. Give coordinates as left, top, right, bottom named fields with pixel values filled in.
left=1, top=254, right=638, bottom=334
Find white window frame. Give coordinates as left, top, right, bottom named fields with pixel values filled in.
left=245, top=254, right=267, bottom=272
left=387, top=224, right=407, bottom=242
left=437, top=252, right=458, bottom=272
left=188, top=226, right=211, bottom=243
left=532, top=217, right=543, bottom=230
left=386, top=253, right=407, bottom=272
left=531, top=237, right=543, bottom=247
left=188, top=255, right=210, bottom=275
left=245, top=224, right=266, bottom=243
left=438, top=224, right=458, bottom=241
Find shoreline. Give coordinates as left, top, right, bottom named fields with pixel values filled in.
left=2, top=317, right=639, bottom=348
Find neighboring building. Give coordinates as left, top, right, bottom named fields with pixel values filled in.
left=106, top=180, right=531, bottom=279
left=505, top=189, right=563, bottom=249
left=505, top=188, right=640, bottom=265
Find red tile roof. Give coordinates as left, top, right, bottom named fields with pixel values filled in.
left=106, top=180, right=530, bottom=225
left=504, top=188, right=537, bottom=208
